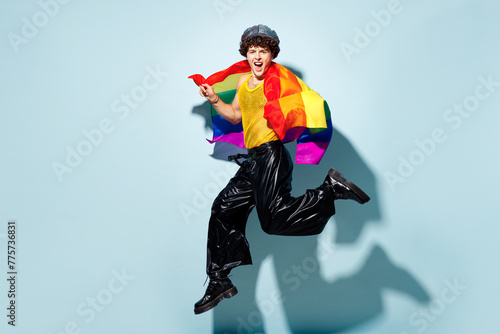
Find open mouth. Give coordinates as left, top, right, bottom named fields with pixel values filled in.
left=254, top=62, right=263, bottom=71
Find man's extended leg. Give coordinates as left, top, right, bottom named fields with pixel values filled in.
left=195, top=163, right=255, bottom=315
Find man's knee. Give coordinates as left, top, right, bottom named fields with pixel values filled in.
left=259, top=215, right=284, bottom=235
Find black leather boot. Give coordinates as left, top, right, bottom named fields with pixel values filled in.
left=194, top=273, right=238, bottom=315
left=325, top=168, right=370, bottom=204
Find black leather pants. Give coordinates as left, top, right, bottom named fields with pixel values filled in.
left=206, top=140, right=335, bottom=275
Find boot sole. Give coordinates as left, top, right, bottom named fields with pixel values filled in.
left=194, top=286, right=238, bottom=315
left=328, top=168, right=370, bottom=204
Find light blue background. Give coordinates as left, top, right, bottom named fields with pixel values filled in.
left=1, top=0, right=499, bottom=333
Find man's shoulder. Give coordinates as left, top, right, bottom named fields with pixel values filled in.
left=239, top=73, right=251, bottom=81
left=236, top=73, right=251, bottom=88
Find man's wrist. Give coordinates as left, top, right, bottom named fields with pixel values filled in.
left=210, top=95, right=219, bottom=104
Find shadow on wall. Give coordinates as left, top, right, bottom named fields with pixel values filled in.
left=191, top=66, right=430, bottom=333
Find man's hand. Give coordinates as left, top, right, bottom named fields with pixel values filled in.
left=199, top=83, right=216, bottom=102
left=195, top=74, right=246, bottom=125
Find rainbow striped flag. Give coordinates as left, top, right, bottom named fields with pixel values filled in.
left=189, top=60, right=332, bottom=164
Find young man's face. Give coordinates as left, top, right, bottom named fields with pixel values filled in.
left=246, top=45, right=273, bottom=79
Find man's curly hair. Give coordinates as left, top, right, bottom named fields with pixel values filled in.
left=239, top=35, right=280, bottom=59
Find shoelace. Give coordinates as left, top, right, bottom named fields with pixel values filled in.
left=202, top=274, right=232, bottom=287
left=204, top=279, right=217, bottom=293
left=203, top=276, right=229, bottom=295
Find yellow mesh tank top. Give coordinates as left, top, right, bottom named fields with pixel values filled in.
left=238, top=75, right=279, bottom=149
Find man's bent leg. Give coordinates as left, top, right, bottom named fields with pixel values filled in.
left=248, top=141, right=335, bottom=236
